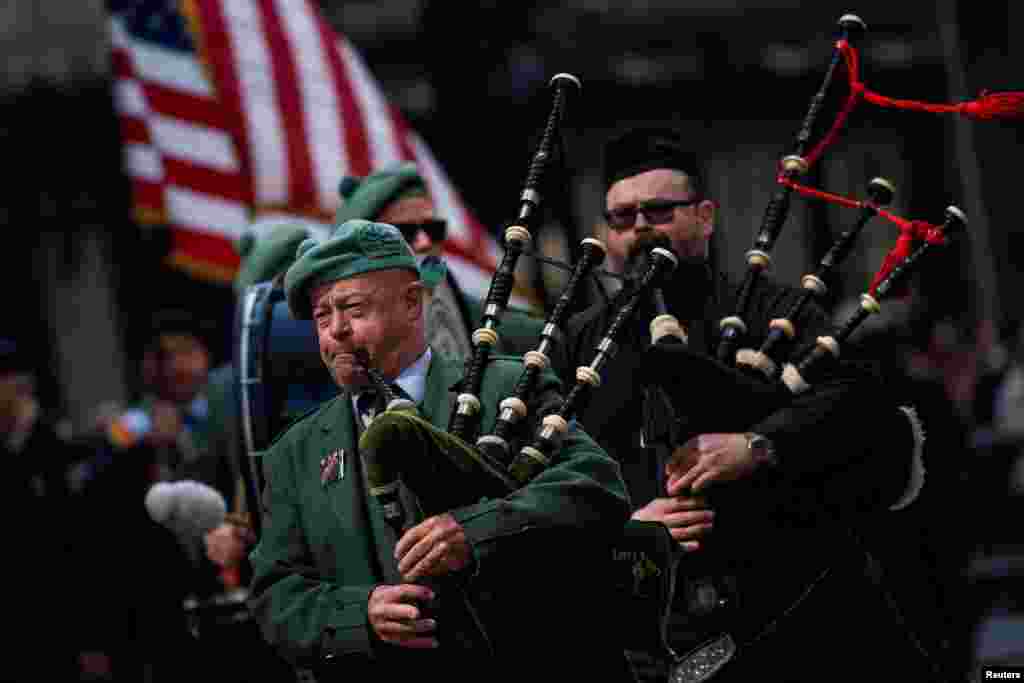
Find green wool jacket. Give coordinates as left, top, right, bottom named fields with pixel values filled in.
left=248, top=353, right=631, bottom=676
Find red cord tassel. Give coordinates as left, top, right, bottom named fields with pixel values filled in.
left=868, top=220, right=935, bottom=298
left=860, top=88, right=1024, bottom=121
left=841, top=42, right=1024, bottom=122
left=958, top=90, right=1024, bottom=121
left=868, top=234, right=914, bottom=297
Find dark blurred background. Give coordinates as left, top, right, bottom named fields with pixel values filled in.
left=2, top=0, right=1021, bottom=677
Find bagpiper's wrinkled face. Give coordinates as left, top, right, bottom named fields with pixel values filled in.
left=604, top=168, right=715, bottom=273
left=311, top=269, right=424, bottom=389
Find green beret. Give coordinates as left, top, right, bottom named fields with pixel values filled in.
left=234, top=222, right=311, bottom=293
left=284, top=219, right=420, bottom=319
left=335, top=161, right=428, bottom=223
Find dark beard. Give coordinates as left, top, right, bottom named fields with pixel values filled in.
left=624, top=231, right=674, bottom=283
left=620, top=232, right=711, bottom=322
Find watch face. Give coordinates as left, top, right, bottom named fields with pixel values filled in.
left=748, top=434, right=776, bottom=466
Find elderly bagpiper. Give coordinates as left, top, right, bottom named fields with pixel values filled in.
left=248, top=219, right=634, bottom=681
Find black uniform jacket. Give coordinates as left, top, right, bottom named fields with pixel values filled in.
left=552, top=263, right=919, bottom=670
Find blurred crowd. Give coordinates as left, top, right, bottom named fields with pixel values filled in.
left=7, top=236, right=1023, bottom=681
left=5, top=302, right=290, bottom=681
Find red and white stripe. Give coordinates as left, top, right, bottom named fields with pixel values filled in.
left=111, top=0, right=513, bottom=299
left=110, top=11, right=250, bottom=279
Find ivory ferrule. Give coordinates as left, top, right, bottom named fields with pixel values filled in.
left=550, top=72, right=582, bottom=90
left=576, top=366, right=601, bottom=388
left=456, top=393, right=482, bottom=415
left=838, top=14, right=867, bottom=32
left=505, top=224, right=533, bottom=245
left=650, top=314, right=687, bottom=345
left=499, top=396, right=528, bottom=418
left=945, top=205, right=967, bottom=226
left=816, top=336, right=841, bottom=358
left=736, top=349, right=777, bottom=378
left=859, top=293, right=881, bottom=315
left=542, top=413, right=569, bottom=435
left=745, top=249, right=772, bottom=269
left=782, top=363, right=811, bottom=394
left=539, top=424, right=559, bottom=443
left=473, top=327, right=500, bottom=347
left=781, top=155, right=809, bottom=175
left=801, top=274, right=827, bottom=295
left=768, top=318, right=796, bottom=339
left=523, top=350, right=549, bottom=371
left=719, top=316, right=748, bottom=334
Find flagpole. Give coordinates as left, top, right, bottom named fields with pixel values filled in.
left=936, top=0, right=999, bottom=328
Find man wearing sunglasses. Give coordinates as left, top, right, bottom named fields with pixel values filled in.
left=335, top=162, right=544, bottom=362
left=602, top=175, right=716, bottom=274
left=551, top=127, right=926, bottom=682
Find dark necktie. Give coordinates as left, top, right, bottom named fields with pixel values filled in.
left=356, top=383, right=408, bottom=429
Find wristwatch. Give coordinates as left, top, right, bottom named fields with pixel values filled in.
left=745, top=432, right=779, bottom=469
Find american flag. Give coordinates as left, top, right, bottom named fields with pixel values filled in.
left=107, top=0, right=516, bottom=304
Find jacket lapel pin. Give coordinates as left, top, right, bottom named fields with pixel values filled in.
left=319, top=449, right=345, bottom=487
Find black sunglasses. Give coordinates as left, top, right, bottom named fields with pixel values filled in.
left=603, top=198, right=700, bottom=231
left=391, top=219, right=447, bottom=244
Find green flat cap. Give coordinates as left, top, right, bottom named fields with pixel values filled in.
left=234, top=222, right=311, bottom=292
left=285, top=219, right=419, bottom=319
left=335, top=161, right=427, bottom=223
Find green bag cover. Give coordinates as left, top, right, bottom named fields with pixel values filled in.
left=359, top=407, right=516, bottom=515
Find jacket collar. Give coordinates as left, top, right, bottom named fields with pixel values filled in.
left=313, top=349, right=463, bottom=435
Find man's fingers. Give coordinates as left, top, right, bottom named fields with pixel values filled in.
left=373, top=583, right=435, bottom=607
left=373, top=602, right=421, bottom=623
left=402, top=540, right=448, bottom=582
left=377, top=618, right=437, bottom=638
left=661, top=510, right=714, bottom=528
left=691, top=470, right=717, bottom=494
left=395, top=520, right=429, bottom=562
left=668, top=436, right=706, bottom=469
left=671, top=468, right=700, bottom=496
left=663, top=496, right=709, bottom=512
left=634, top=496, right=711, bottom=523
left=669, top=523, right=714, bottom=542
left=396, top=532, right=441, bottom=576
left=666, top=474, right=685, bottom=497
left=369, top=584, right=442, bottom=648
